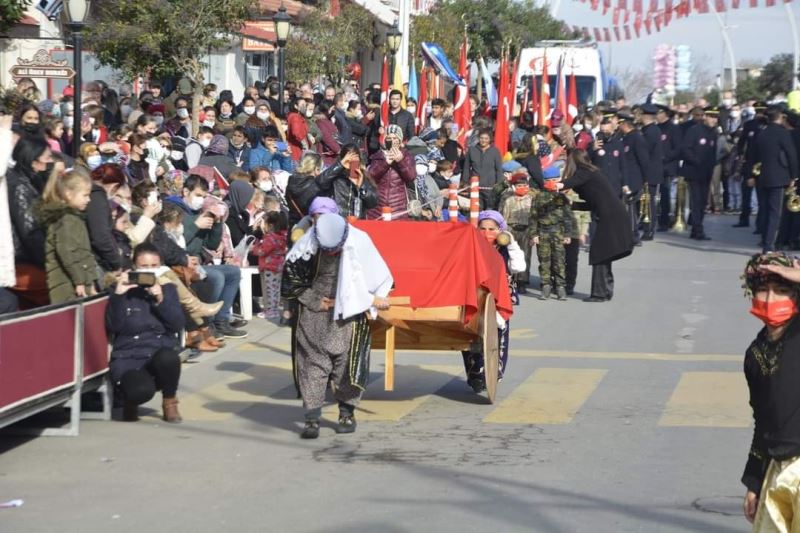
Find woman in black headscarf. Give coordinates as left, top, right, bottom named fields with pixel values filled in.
left=224, top=180, right=256, bottom=247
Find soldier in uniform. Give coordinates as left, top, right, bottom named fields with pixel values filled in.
left=681, top=106, right=718, bottom=240
left=529, top=167, right=574, bottom=301
left=640, top=104, right=664, bottom=240
left=618, top=111, right=650, bottom=245
left=753, top=105, right=800, bottom=252
left=498, top=170, right=534, bottom=294
left=656, top=104, right=681, bottom=230
left=590, top=109, right=625, bottom=198
left=735, top=102, right=768, bottom=230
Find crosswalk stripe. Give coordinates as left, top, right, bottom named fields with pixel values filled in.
left=659, top=371, right=751, bottom=428
left=323, top=364, right=463, bottom=422
left=484, top=368, right=607, bottom=424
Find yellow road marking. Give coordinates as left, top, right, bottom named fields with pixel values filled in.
left=659, top=371, right=751, bottom=427
left=323, top=364, right=463, bottom=422
left=484, top=368, right=607, bottom=424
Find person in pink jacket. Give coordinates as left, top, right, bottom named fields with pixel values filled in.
left=366, top=124, right=416, bottom=220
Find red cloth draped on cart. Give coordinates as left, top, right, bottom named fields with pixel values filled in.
left=352, top=221, right=514, bottom=323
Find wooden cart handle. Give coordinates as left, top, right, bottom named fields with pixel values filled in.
left=388, top=296, right=411, bottom=306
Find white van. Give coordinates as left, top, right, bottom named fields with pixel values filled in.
left=516, top=41, right=607, bottom=114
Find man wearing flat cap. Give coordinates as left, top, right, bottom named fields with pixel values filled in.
left=680, top=106, right=718, bottom=240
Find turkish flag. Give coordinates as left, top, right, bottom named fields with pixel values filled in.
left=594, top=27, right=603, bottom=40
left=454, top=37, right=472, bottom=147
left=380, top=55, right=389, bottom=144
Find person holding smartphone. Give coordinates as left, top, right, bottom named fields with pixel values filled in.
left=314, top=143, right=378, bottom=219
left=248, top=126, right=294, bottom=173
left=366, top=124, right=416, bottom=220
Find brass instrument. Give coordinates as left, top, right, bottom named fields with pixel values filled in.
left=639, top=187, right=652, bottom=225
left=752, top=162, right=762, bottom=177
left=672, top=178, right=687, bottom=232
left=786, top=186, right=800, bottom=213
left=496, top=231, right=513, bottom=246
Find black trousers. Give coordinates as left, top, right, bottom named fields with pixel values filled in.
left=565, top=239, right=580, bottom=290
left=739, top=181, right=754, bottom=225
left=118, top=348, right=181, bottom=405
left=0, top=288, right=18, bottom=315
left=590, top=262, right=614, bottom=299
left=763, top=187, right=785, bottom=252
left=688, top=179, right=710, bottom=235
left=659, top=177, right=674, bottom=228
left=646, top=184, right=659, bottom=233
left=756, top=187, right=768, bottom=235
left=629, top=190, right=641, bottom=243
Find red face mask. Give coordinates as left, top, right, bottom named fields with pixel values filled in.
left=514, top=185, right=530, bottom=197
left=750, top=298, right=798, bottom=327
left=543, top=180, right=558, bottom=192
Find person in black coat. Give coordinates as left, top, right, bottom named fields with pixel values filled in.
left=735, top=104, right=768, bottom=228
left=285, top=152, right=342, bottom=228
left=105, top=243, right=184, bottom=423
left=559, top=150, right=633, bottom=302
left=618, top=112, right=649, bottom=245
left=590, top=118, right=625, bottom=197
left=224, top=180, right=256, bottom=248
left=657, top=105, right=681, bottom=231
left=87, top=164, right=126, bottom=273
left=385, top=90, right=415, bottom=142
left=640, top=104, right=664, bottom=240
left=753, top=107, right=800, bottom=252
left=516, top=132, right=545, bottom=189
left=315, top=144, right=379, bottom=219
left=681, top=108, right=719, bottom=240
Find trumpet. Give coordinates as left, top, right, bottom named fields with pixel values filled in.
left=672, top=178, right=687, bottom=232
left=639, top=187, right=652, bottom=225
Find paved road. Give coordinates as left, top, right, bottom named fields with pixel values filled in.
left=0, top=215, right=762, bottom=532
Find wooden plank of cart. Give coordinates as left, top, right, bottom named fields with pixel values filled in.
left=370, top=289, right=500, bottom=403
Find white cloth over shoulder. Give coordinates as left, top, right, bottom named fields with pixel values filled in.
left=506, top=239, right=526, bottom=274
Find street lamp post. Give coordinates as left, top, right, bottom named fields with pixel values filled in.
left=65, top=0, right=90, bottom=158
left=274, top=3, right=291, bottom=117
left=386, top=22, right=402, bottom=88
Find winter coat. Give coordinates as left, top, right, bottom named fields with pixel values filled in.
left=755, top=123, right=800, bottom=189
left=315, top=117, right=341, bottom=167
left=314, top=161, right=379, bottom=219
left=36, top=203, right=98, bottom=304
left=561, top=167, right=633, bottom=266
left=7, top=165, right=46, bottom=268
left=248, top=144, right=294, bottom=173
left=286, top=111, right=309, bottom=161
left=143, top=221, right=189, bottom=267
left=199, top=153, right=240, bottom=180
left=86, top=183, right=123, bottom=271
left=252, top=230, right=287, bottom=274
left=163, top=196, right=223, bottom=257
left=333, top=108, right=353, bottom=146
left=366, top=149, right=416, bottom=220
left=285, top=170, right=325, bottom=227
left=105, top=283, right=184, bottom=381
left=228, top=144, right=252, bottom=171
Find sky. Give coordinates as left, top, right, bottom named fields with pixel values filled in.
left=551, top=1, right=799, bottom=74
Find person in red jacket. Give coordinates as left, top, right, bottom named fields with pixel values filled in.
left=251, top=210, right=288, bottom=320
left=286, top=98, right=309, bottom=161
left=366, top=124, right=416, bottom=220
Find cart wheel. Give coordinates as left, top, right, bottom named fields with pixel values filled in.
left=482, top=296, right=500, bottom=403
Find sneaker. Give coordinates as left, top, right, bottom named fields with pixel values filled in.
left=336, top=415, right=357, bottom=434
left=229, top=318, right=248, bottom=329
left=556, top=287, right=567, bottom=301
left=215, top=322, right=248, bottom=339
left=301, top=420, right=320, bottom=439
left=539, top=286, right=551, bottom=300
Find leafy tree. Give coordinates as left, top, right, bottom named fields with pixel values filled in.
left=410, top=0, right=567, bottom=63
left=0, top=0, right=30, bottom=36
left=735, top=77, right=761, bottom=102
left=85, top=0, right=251, bottom=134
left=758, top=53, right=797, bottom=97
left=285, top=3, right=375, bottom=86
left=703, top=87, right=720, bottom=107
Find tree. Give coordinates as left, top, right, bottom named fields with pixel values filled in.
left=758, top=53, right=797, bottom=97
left=85, top=0, right=251, bottom=135
left=284, top=3, right=374, bottom=85
left=735, top=77, right=761, bottom=102
left=410, top=0, right=567, bottom=63
left=0, top=0, right=30, bottom=36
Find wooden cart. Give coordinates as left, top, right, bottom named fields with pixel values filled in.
left=372, top=289, right=501, bottom=403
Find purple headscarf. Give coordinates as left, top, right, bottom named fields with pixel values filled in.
left=478, top=210, right=507, bottom=231
left=309, top=196, right=339, bottom=216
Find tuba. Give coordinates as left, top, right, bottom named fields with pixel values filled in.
left=672, top=178, right=687, bottom=232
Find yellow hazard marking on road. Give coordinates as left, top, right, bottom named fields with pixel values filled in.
left=176, top=361, right=294, bottom=421
left=659, top=371, right=751, bottom=427
left=322, top=364, right=463, bottom=422
left=484, top=368, right=607, bottom=424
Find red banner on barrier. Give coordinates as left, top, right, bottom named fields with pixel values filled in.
left=82, top=298, right=110, bottom=379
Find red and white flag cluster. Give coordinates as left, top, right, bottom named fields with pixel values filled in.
left=570, top=0, right=793, bottom=41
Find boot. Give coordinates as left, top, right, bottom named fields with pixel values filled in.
left=161, top=272, right=223, bottom=325
left=162, top=397, right=182, bottom=423
left=186, top=329, right=218, bottom=352
left=556, top=287, right=567, bottom=301
left=122, top=401, right=139, bottom=422
left=539, top=286, right=551, bottom=300
left=200, top=326, right=226, bottom=348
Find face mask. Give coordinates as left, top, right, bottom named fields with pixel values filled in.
left=148, top=191, right=159, bottom=205
left=22, top=123, right=40, bottom=134
left=37, top=161, right=55, bottom=181
left=257, top=111, right=270, bottom=121
left=141, top=148, right=150, bottom=159
left=573, top=124, right=584, bottom=132
left=745, top=106, right=756, bottom=116
left=514, top=185, right=530, bottom=197
left=199, top=138, right=211, bottom=149
left=243, top=106, right=256, bottom=115
left=259, top=180, right=273, bottom=192
left=202, top=119, right=215, bottom=128
left=220, top=112, right=232, bottom=119
left=177, top=108, right=189, bottom=119
left=101, top=154, right=119, bottom=165
left=428, top=161, right=437, bottom=173
left=407, top=107, right=416, bottom=116
left=135, top=266, right=170, bottom=278
left=722, top=99, right=734, bottom=107
left=731, top=110, right=741, bottom=119
left=305, top=108, right=314, bottom=118
left=415, top=163, right=428, bottom=176
left=750, top=298, right=798, bottom=327
left=63, top=116, right=74, bottom=129
left=87, top=154, right=103, bottom=170
left=153, top=115, right=164, bottom=126
left=189, top=195, right=205, bottom=211
left=171, top=150, right=184, bottom=161
left=168, top=225, right=184, bottom=237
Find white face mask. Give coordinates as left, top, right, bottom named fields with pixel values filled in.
left=148, top=191, right=159, bottom=205
left=305, top=108, right=314, bottom=118
left=199, top=138, right=211, bottom=149
left=176, top=108, right=189, bottom=119
left=202, top=119, right=215, bottom=128
left=257, top=111, right=270, bottom=121
left=243, top=106, right=256, bottom=115
left=722, top=99, right=734, bottom=107
left=573, top=124, right=584, bottom=132
left=731, top=110, right=741, bottom=119
left=189, top=195, right=205, bottom=211
left=63, top=116, right=74, bottom=129
left=87, top=154, right=103, bottom=170
left=171, top=150, right=184, bottom=160
left=428, top=160, right=437, bottom=173
left=168, top=225, right=184, bottom=237
left=259, top=180, right=273, bottom=192
left=136, top=266, right=171, bottom=277
left=415, top=163, right=428, bottom=176
left=407, top=106, right=417, bottom=116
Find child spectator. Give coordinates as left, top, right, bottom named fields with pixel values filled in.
left=529, top=167, right=574, bottom=301
left=498, top=170, right=533, bottom=295
left=252, top=210, right=288, bottom=320
left=36, top=168, right=98, bottom=303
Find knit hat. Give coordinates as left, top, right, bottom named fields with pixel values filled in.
left=207, top=134, right=229, bottom=155
left=406, top=136, right=428, bottom=156
left=309, top=197, right=339, bottom=215
left=255, top=99, right=271, bottom=110
left=386, top=124, right=404, bottom=141
left=477, top=210, right=507, bottom=231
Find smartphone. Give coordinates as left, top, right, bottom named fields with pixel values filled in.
left=385, top=139, right=393, bottom=151
left=349, top=158, right=360, bottom=179
left=276, top=141, right=288, bottom=152
left=127, top=271, right=157, bottom=287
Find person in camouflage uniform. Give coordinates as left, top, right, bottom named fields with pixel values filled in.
left=497, top=169, right=533, bottom=294
left=565, top=189, right=591, bottom=295
left=529, top=167, right=574, bottom=300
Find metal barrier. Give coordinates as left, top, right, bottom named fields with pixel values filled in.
left=0, top=294, right=112, bottom=436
